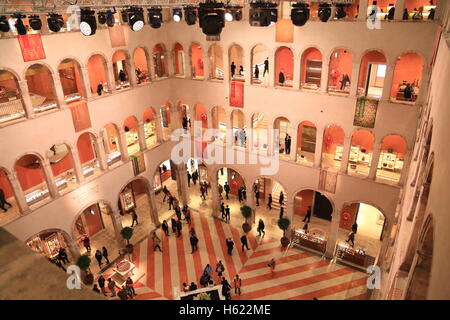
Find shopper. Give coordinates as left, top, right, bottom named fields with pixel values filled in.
left=216, top=260, right=225, bottom=278
left=240, top=234, right=250, bottom=251
left=278, top=71, right=285, bottom=86
left=175, top=206, right=182, bottom=221
left=257, top=219, right=265, bottom=236
left=218, top=184, right=224, bottom=200
left=152, top=232, right=162, bottom=252
left=94, top=249, right=103, bottom=268
left=107, top=278, right=117, bottom=297
left=268, top=258, right=276, bottom=273
left=126, top=277, right=136, bottom=297
left=176, top=219, right=182, bottom=238
left=267, top=194, right=272, bottom=210
left=346, top=231, right=355, bottom=247
left=231, top=61, right=236, bottom=78
left=162, top=185, right=169, bottom=202
left=96, top=82, right=103, bottom=96
left=233, top=274, right=242, bottom=295
left=189, top=282, right=198, bottom=291
left=254, top=64, right=259, bottom=79
left=203, top=181, right=209, bottom=195
left=187, top=171, right=191, bottom=187
left=130, top=209, right=139, bottom=227
left=171, top=217, right=177, bottom=234
left=92, top=284, right=100, bottom=294
left=185, top=207, right=191, bottom=225
left=0, top=188, right=12, bottom=212
left=226, top=237, right=234, bottom=255
left=279, top=191, right=284, bottom=206
left=200, top=184, right=206, bottom=200
left=168, top=195, right=175, bottom=210
left=224, top=182, right=230, bottom=199
left=58, top=248, right=69, bottom=264
left=98, top=275, right=107, bottom=296
left=162, top=220, right=169, bottom=236
left=190, top=234, right=199, bottom=253
left=242, top=187, right=247, bottom=200
left=303, top=206, right=312, bottom=223
left=118, top=286, right=129, bottom=300
left=238, top=187, right=243, bottom=202
left=102, top=246, right=109, bottom=264
left=221, top=277, right=232, bottom=300
left=255, top=190, right=260, bottom=206
left=221, top=202, right=226, bottom=220
left=263, top=58, right=269, bottom=76
left=280, top=206, right=284, bottom=219
left=352, top=222, right=358, bottom=234
left=83, top=236, right=91, bottom=253
left=225, top=205, right=231, bottom=224
left=204, top=264, right=213, bottom=278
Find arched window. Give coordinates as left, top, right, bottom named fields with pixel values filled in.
left=296, top=120, right=316, bottom=167
left=143, top=108, right=157, bottom=148
left=25, top=64, right=58, bottom=113
left=0, top=69, right=26, bottom=124
left=274, top=117, right=292, bottom=158
left=190, top=43, right=204, bottom=79
left=347, top=129, right=375, bottom=178
left=153, top=44, right=168, bottom=79
left=251, top=44, right=269, bottom=85
left=76, top=132, right=101, bottom=178
left=275, top=46, right=293, bottom=87
left=390, top=52, right=424, bottom=103
left=123, top=116, right=140, bottom=155
left=328, top=49, right=352, bottom=94
left=209, top=44, right=224, bottom=80
left=133, top=47, right=150, bottom=84
left=159, top=102, right=171, bottom=140
left=87, top=54, right=109, bottom=96
left=231, top=109, right=246, bottom=147
left=229, top=44, right=244, bottom=81
left=46, top=143, right=77, bottom=194
left=101, top=123, right=122, bottom=166
left=0, top=168, right=20, bottom=225
left=357, top=50, right=387, bottom=98
left=321, top=125, right=345, bottom=171
left=376, top=135, right=407, bottom=185
left=57, top=59, right=85, bottom=102
left=112, top=50, right=131, bottom=90
left=211, top=106, right=227, bottom=145
left=173, top=43, right=185, bottom=77
left=252, top=113, right=268, bottom=152
left=300, top=47, right=322, bottom=91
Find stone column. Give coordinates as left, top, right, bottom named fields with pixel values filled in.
left=18, top=80, right=35, bottom=118
left=349, top=62, right=360, bottom=97
left=376, top=221, right=393, bottom=268
left=66, top=234, right=81, bottom=262
left=324, top=209, right=341, bottom=258
left=169, top=105, right=181, bottom=133
left=42, top=160, right=59, bottom=199
left=314, top=128, right=324, bottom=168
left=176, top=163, right=190, bottom=206
left=293, top=56, right=301, bottom=90
left=202, top=51, right=210, bottom=81
left=9, top=172, right=30, bottom=214
left=80, top=67, right=92, bottom=99
left=320, top=59, right=329, bottom=93
left=148, top=51, right=155, bottom=81
left=147, top=188, right=161, bottom=227
left=416, top=63, right=429, bottom=105
left=268, top=51, right=275, bottom=87
left=394, top=0, right=406, bottom=20
left=155, top=114, right=165, bottom=142
left=267, top=125, right=274, bottom=156
left=398, top=152, right=412, bottom=186
left=107, top=62, right=117, bottom=93
left=244, top=50, right=252, bottom=84
left=96, top=137, right=109, bottom=170
left=52, top=76, right=67, bottom=109
left=368, top=142, right=382, bottom=179
left=70, top=149, right=85, bottom=184
left=358, top=0, right=369, bottom=21
left=339, top=136, right=352, bottom=174
left=110, top=209, right=126, bottom=248
left=137, top=122, right=147, bottom=152
left=209, top=168, right=220, bottom=217
left=118, top=129, right=130, bottom=162
left=290, top=129, right=297, bottom=162
left=127, top=57, right=137, bottom=87
left=285, top=198, right=295, bottom=240
left=381, top=63, right=396, bottom=101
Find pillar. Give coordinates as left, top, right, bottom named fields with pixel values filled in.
left=416, top=63, right=430, bottom=106
left=65, top=234, right=81, bottom=262
left=314, top=128, right=324, bottom=168
left=368, top=142, right=382, bottom=179
left=18, top=80, right=35, bottom=118
left=70, top=149, right=85, bottom=183
left=137, top=122, right=147, bottom=152
left=80, top=67, right=92, bottom=99
left=339, top=136, right=352, bottom=174
left=244, top=50, right=252, bottom=84
left=268, top=51, right=275, bottom=87
left=53, top=75, right=67, bottom=109
left=357, top=0, right=369, bottom=21
left=176, top=164, right=190, bottom=206
left=107, top=62, right=117, bottom=93
left=399, top=152, right=412, bottom=186
left=324, top=209, right=341, bottom=258
left=290, top=129, right=298, bottom=162
left=155, top=114, right=165, bottom=142
left=285, top=198, right=295, bottom=240
left=202, top=50, right=210, bottom=81
left=381, top=63, right=396, bottom=101
left=320, top=59, right=329, bottom=93
left=245, top=117, right=253, bottom=153
left=267, top=125, right=274, bottom=156
left=110, top=209, right=126, bottom=248
left=96, top=137, right=109, bottom=170
left=118, top=129, right=130, bottom=162
left=349, top=62, right=360, bottom=97
left=42, top=160, right=59, bottom=199
left=376, top=221, right=393, bottom=268
left=169, top=105, right=181, bottom=133
left=147, top=188, right=161, bottom=226
left=9, top=172, right=30, bottom=214
left=293, top=56, right=301, bottom=90
left=394, top=0, right=406, bottom=20
left=127, top=57, right=138, bottom=87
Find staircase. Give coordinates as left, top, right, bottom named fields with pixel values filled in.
left=268, top=182, right=286, bottom=211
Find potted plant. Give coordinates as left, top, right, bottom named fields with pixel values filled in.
left=120, top=226, right=134, bottom=254
left=76, top=254, right=93, bottom=285
left=240, top=205, right=252, bottom=233
left=277, top=217, right=291, bottom=247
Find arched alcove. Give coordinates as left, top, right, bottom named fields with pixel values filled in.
left=57, top=58, right=85, bottom=102
left=190, top=43, right=204, bottom=79
left=321, top=125, right=345, bottom=171
left=296, top=120, right=316, bottom=167
left=46, top=143, right=78, bottom=194
left=209, top=44, right=224, bottom=80
left=173, top=43, right=185, bottom=77
left=275, top=46, right=293, bottom=87
left=357, top=50, right=387, bottom=98
left=133, top=47, right=150, bottom=84
left=76, top=132, right=101, bottom=178
left=123, top=115, right=140, bottom=155
left=274, top=117, right=292, bottom=157
left=112, top=50, right=131, bottom=90
left=101, top=123, right=122, bottom=166
left=87, top=54, right=109, bottom=96
left=390, top=52, right=424, bottom=103
left=231, top=109, right=246, bottom=147
left=0, top=168, right=20, bottom=225
left=376, top=134, right=408, bottom=185
left=211, top=106, right=227, bottom=145
left=143, top=107, right=157, bottom=148
left=300, top=47, right=323, bottom=91
left=252, top=113, right=268, bottom=152
left=153, top=44, right=168, bottom=79
left=251, top=44, right=269, bottom=84
left=25, top=64, right=58, bottom=113
left=347, top=129, right=375, bottom=178
left=229, top=44, right=245, bottom=81
left=0, top=69, right=26, bottom=124
left=328, top=49, right=352, bottom=94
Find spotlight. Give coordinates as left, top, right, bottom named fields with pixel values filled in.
left=318, top=3, right=332, bottom=22
left=198, top=0, right=225, bottom=40
left=225, top=5, right=243, bottom=22
left=121, top=9, right=128, bottom=23
left=173, top=8, right=182, bottom=22
left=291, top=2, right=310, bottom=27
left=0, top=16, right=10, bottom=32
left=127, top=7, right=144, bottom=31
left=97, top=11, right=107, bottom=24
left=106, top=10, right=116, bottom=27
left=184, top=6, right=198, bottom=25
left=147, top=7, right=162, bottom=29
left=14, top=14, right=27, bottom=35
left=335, top=4, right=347, bottom=19
left=47, top=13, right=64, bottom=32
left=79, top=9, right=97, bottom=36
left=249, top=1, right=278, bottom=27
left=29, top=15, right=42, bottom=30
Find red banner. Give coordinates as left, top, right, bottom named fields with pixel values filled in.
left=17, top=34, right=46, bottom=62
left=70, top=102, right=92, bottom=132
left=230, top=81, right=244, bottom=108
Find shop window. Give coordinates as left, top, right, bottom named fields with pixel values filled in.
left=46, top=143, right=77, bottom=194
left=118, top=178, right=156, bottom=227
left=274, top=117, right=291, bottom=158
left=405, top=0, right=437, bottom=20
left=76, top=132, right=101, bottom=178
left=211, top=106, right=227, bottom=145
left=376, top=134, right=407, bottom=185
left=123, top=116, right=140, bottom=156
left=209, top=44, right=224, bottom=80
left=25, top=64, right=58, bottom=113
left=347, top=129, right=375, bottom=178
left=229, top=44, right=245, bottom=81
left=300, top=47, right=322, bottom=91
left=296, top=120, right=316, bottom=167
left=112, top=50, right=131, bottom=90
left=87, top=54, right=110, bottom=96
left=154, top=160, right=179, bottom=199
left=275, top=46, right=294, bottom=87
left=57, top=59, right=85, bottom=103
left=217, top=167, right=245, bottom=197
left=367, top=1, right=396, bottom=20
left=101, top=123, right=122, bottom=166
left=390, top=52, right=424, bottom=104
left=26, top=230, right=73, bottom=262
left=173, top=43, right=185, bottom=77
left=251, top=44, right=269, bottom=85
left=143, top=107, right=157, bottom=148
left=328, top=49, right=352, bottom=95
left=231, top=109, right=246, bottom=148
left=252, top=113, right=268, bottom=152
left=357, top=50, right=387, bottom=99
left=133, top=47, right=150, bottom=84
left=190, top=43, right=205, bottom=79
left=321, top=125, right=345, bottom=171
left=0, top=69, right=25, bottom=125
left=153, top=44, right=168, bottom=79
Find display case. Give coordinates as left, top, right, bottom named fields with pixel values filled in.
left=335, top=243, right=376, bottom=270
left=334, top=145, right=344, bottom=161
left=305, top=60, right=322, bottom=88
left=120, top=187, right=136, bottom=212
left=378, top=152, right=397, bottom=170
left=291, top=230, right=327, bottom=253
left=107, top=151, right=121, bottom=164
left=25, top=188, right=50, bottom=205
left=144, top=122, right=156, bottom=139
left=349, top=146, right=359, bottom=163
left=125, top=130, right=139, bottom=147
left=55, top=176, right=68, bottom=190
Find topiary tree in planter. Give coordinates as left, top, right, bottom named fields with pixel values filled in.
left=120, top=227, right=134, bottom=254
left=240, top=205, right=253, bottom=233
left=76, top=254, right=93, bottom=285
left=277, top=217, right=291, bottom=247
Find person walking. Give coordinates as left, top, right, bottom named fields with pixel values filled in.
left=126, top=277, right=136, bottom=297
left=352, top=222, right=358, bottom=234
left=171, top=217, right=177, bottom=234
left=224, top=182, right=230, bottom=199
left=221, top=202, right=226, bottom=220
left=268, top=258, right=276, bottom=273
left=187, top=171, right=192, bottom=187
left=303, top=206, right=312, bottom=223
left=98, top=275, right=107, bottom=296
left=204, top=264, right=213, bottom=278
left=286, top=135, right=291, bottom=154
left=230, top=61, right=236, bottom=78
left=162, top=185, right=169, bottom=202
left=152, top=232, right=162, bottom=252
left=130, top=209, right=139, bottom=227
left=176, top=219, right=182, bottom=238
left=83, top=236, right=91, bottom=254
left=255, top=190, right=260, bottom=206
left=216, top=260, right=225, bottom=278
left=107, top=278, right=117, bottom=297
left=168, top=195, right=175, bottom=210
left=240, top=234, right=250, bottom=251
left=175, top=206, right=182, bottom=221
left=192, top=170, right=198, bottom=185
left=102, top=246, right=109, bottom=264
left=226, top=237, right=234, bottom=255
left=200, top=184, right=206, bottom=200
left=254, top=64, right=259, bottom=79
left=218, top=184, right=224, bottom=200
left=263, top=57, right=269, bottom=76
left=257, top=218, right=265, bottom=236
left=162, top=220, right=169, bottom=236
left=185, top=207, right=192, bottom=225
left=279, top=191, right=284, bottom=206
left=225, top=205, right=231, bottom=224
left=96, top=82, right=103, bottom=96
left=58, top=248, right=69, bottom=264
left=221, top=277, right=232, bottom=300
left=267, top=194, right=272, bottom=210
left=233, top=274, right=242, bottom=295
left=238, top=187, right=243, bottom=202
left=346, top=230, right=355, bottom=247
left=0, top=188, right=12, bottom=212
left=203, top=181, right=209, bottom=195
left=190, top=234, right=199, bottom=253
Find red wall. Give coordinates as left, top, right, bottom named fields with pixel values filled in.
left=390, top=53, right=424, bottom=97
left=405, top=0, right=435, bottom=11
left=174, top=43, right=183, bottom=75
left=323, top=125, right=345, bottom=154
left=134, top=48, right=148, bottom=72
left=301, top=48, right=322, bottom=84
left=0, top=170, right=14, bottom=199
left=124, top=116, right=138, bottom=130
left=297, top=121, right=316, bottom=149
left=87, top=55, right=107, bottom=94
left=382, top=135, right=407, bottom=158
left=112, top=50, right=127, bottom=63
left=340, top=203, right=359, bottom=230
left=50, top=154, right=74, bottom=177
left=275, top=47, right=293, bottom=83
left=293, top=190, right=314, bottom=216
left=26, top=70, right=55, bottom=101
left=191, top=44, right=204, bottom=77
left=15, top=163, right=46, bottom=192
left=143, top=108, right=155, bottom=122
left=83, top=204, right=104, bottom=237
left=328, top=49, right=353, bottom=87
left=358, top=51, right=387, bottom=89
left=104, top=123, right=119, bottom=152
left=351, top=130, right=375, bottom=152
left=77, top=133, right=95, bottom=165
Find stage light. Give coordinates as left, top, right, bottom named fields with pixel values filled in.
left=127, top=7, right=144, bottom=31
left=184, top=6, right=198, bottom=25
left=14, top=14, right=27, bottom=35
left=173, top=8, right=182, bottom=22
left=0, top=16, right=10, bottom=32
left=79, top=9, right=97, bottom=36
left=225, top=12, right=233, bottom=22
left=335, top=4, right=347, bottom=19
left=98, top=11, right=107, bottom=24
left=291, top=2, right=309, bottom=27
left=225, top=5, right=243, bottom=22
left=318, top=3, right=332, bottom=22
left=249, top=1, right=277, bottom=27
left=47, top=13, right=64, bottom=33
left=29, top=15, right=42, bottom=30
left=148, top=7, right=162, bottom=29
left=198, top=0, right=225, bottom=40
left=106, top=10, right=115, bottom=27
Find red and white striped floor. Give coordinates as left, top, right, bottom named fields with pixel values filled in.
left=103, top=210, right=368, bottom=300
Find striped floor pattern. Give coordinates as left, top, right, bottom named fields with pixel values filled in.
left=104, top=211, right=368, bottom=300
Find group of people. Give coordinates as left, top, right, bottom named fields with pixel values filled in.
left=186, top=170, right=200, bottom=187
left=94, top=274, right=136, bottom=300
left=283, top=134, right=292, bottom=154
left=230, top=62, right=244, bottom=78
left=94, top=246, right=110, bottom=268
left=47, top=247, right=70, bottom=271
left=253, top=58, right=269, bottom=80
left=182, top=115, right=191, bottom=131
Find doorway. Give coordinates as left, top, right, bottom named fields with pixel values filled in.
left=365, top=63, right=386, bottom=98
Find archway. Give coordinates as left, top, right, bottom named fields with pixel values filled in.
left=0, top=69, right=26, bottom=124
left=112, top=50, right=131, bottom=90
left=190, top=43, right=204, bottom=79
left=57, top=58, right=85, bottom=103
left=275, top=46, right=293, bottom=87
left=209, top=44, right=224, bottom=80
left=133, top=47, right=150, bottom=84
left=274, top=117, right=292, bottom=158
left=179, top=103, right=192, bottom=133
left=87, top=54, right=109, bottom=96
left=251, top=44, right=268, bottom=84
left=296, top=120, right=316, bottom=166
left=25, top=64, right=58, bottom=113
left=76, top=132, right=102, bottom=178
left=173, top=43, right=185, bottom=77
left=153, top=44, right=168, bottom=79
left=211, top=106, right=227, bottom=145
left=376, top=134, right=408, bottom=185
left=292, top=189, right=333, bottom=253
left=405, top=0, right=438, bottom=20
left=328, top=49, right=352, bottom=94
left=390, top=52, right=424, bottom=103
left=216, top=167, right=246, bottom=224
left=154, top=160, right=181, bottom=222
left=229, top=44, right=245, bottom=81
left=123, top=115, right=140, bottom=155
left=15, top=154, right=52, bottom=208
left=300, top=47, right=323, bottom=91
left=357, top=50, right=387, bottom=98
left=252, top=113, right=268, bottom=153
left=321, top=124, right=345, bottom=171
left=347, top=129, right=375, bottom=178
left=231, top=109, right=246, bottom=147
left=337, top=202, right=386, bottom=266
left=26, top=229, right=76, bottom=265
left=143, top=107, right=157, bottom=148
left=46, top=143, right=78, bottom=194
left=159, top=102, right=171, bottom=140
left=0, top=168, right=20, bottom=226
left=101, top=123, right=122, bottom=166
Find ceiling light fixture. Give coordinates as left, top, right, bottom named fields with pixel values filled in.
left=79, top=9, right=97, bottom=36
left=29, top=15, right=42, bottom=30
left=335, top=4, right=347, bottom=19
left=225, top=5, right=243, bottom=22
left=249, top=1, right=277, bottom=27
left=0, top=16, right=10, bottom=32
left=148, top=7, right=162, bottom=29
left=47, top=13, right=64, bottom=33
left=318, top=3, right=332, bottom=22
left=184, top=5, right=198, bottom=25
left=291, top=2, right=310, bottom=27
left=127, top=7, right=144, bottom=31
left=173, top=8, right=182, bottom=22
left=198, top=0, right=225, bottom=41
